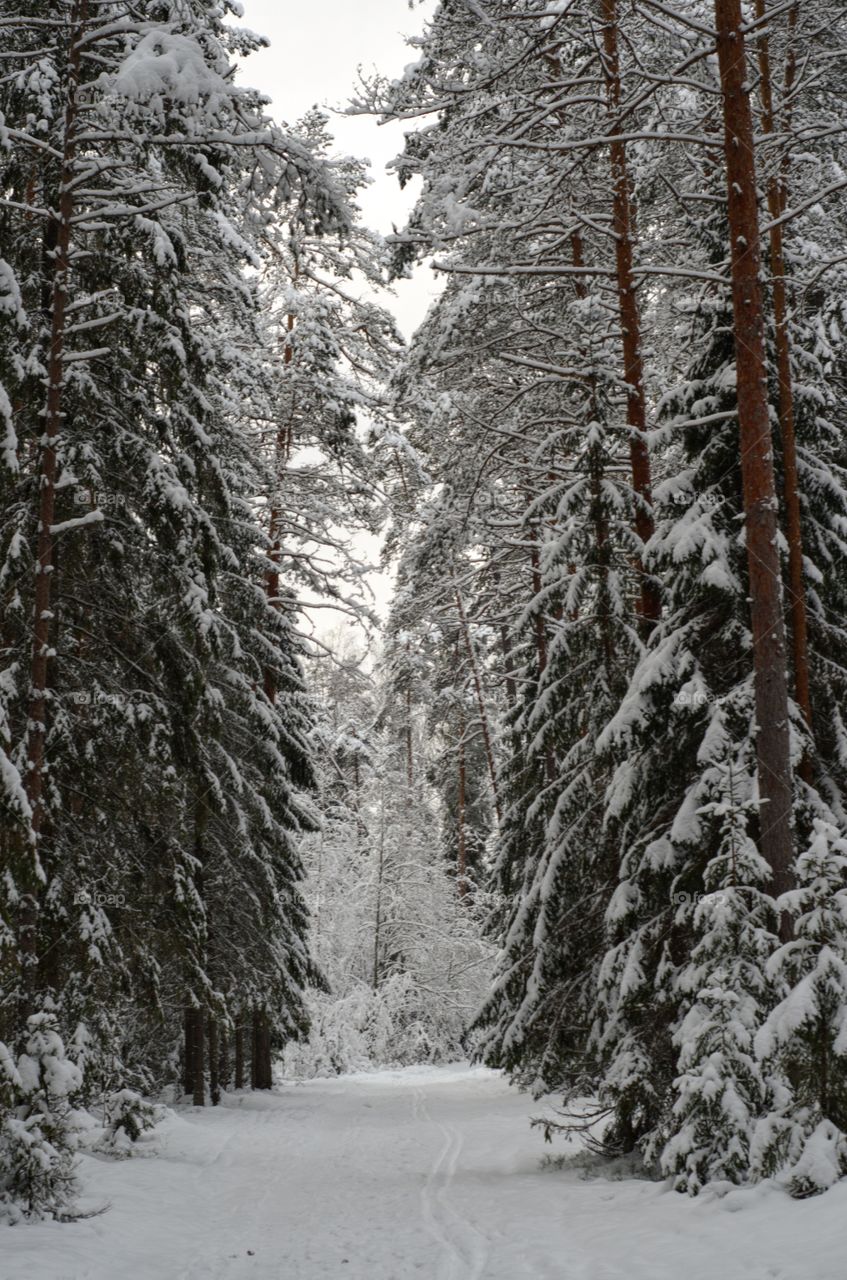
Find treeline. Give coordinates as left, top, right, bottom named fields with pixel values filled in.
left=284, top=627, right=492, bottom=1078
left=373, top=0, right=847, bottom=1195
left=0, top=2, right=399, bottom=1218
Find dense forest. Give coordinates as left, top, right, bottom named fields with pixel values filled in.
left=1, top=0, right=847, bottom=1242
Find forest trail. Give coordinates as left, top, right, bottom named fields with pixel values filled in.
left=3, top=1065, right=845, bottom=1280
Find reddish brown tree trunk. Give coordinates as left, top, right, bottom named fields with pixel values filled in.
left=598, top=0, right=660, bottom=628
left=754, top=2, right=812, bottom=777
left=715, top=0, right=795, bottom=903
left=19, top=0, right=90, bottom=1021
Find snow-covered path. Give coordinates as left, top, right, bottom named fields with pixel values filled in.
left=3, top=1065, right=845, bottom=1280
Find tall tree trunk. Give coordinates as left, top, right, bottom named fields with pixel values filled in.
left=598, top=0, right=661, bottom=628
left=183, top=1007, right=196, bottom=1097
left=754, top=2, right=812, bottom=774
left=19, top=0, right=89, bottom=1028
left=252, top=1010, right=272, bottom=1090
left=208, top=1016, right=220, bottom=1106
left=234, top=1024, right=245, bottom=1090
left=218, top=1027, right=229, bottom=1094
left=191, top=1007, right=205, bottom=1107
left=715, top=0, right=795, bottom=904
left=261, top=1016, right=273, bottom=1089
left=455, top=588, right=501, bottom=824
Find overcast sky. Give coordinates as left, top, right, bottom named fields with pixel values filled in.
left=235, top=0, right=438, bottom=338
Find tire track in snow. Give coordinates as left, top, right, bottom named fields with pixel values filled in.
left=413, top=1086, right=490, bottom=1280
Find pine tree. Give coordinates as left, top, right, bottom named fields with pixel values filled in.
left=753, top=819, right=847, bottom=1194
left=0, top=0, right=356, bottom=1202
left=0, top=1010, right=85, bottom=1221
left=659, top=764, right=773, bottom=1193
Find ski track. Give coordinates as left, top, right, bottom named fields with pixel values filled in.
left=2, top=1065, right=846, bottom=1280
left=413, top=1086, right=489, bottom=1280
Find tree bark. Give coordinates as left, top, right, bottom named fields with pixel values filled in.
left=183, top=1007, right=196, bottom=1097
left=234, top=1025, right=245, bottom=1090
left=218, top=1028, right=229, bottom=1094
left=252, top=1009, right=272, bottom=1090
left=598, top=0, right=661, bottom=628
left=714, top=0, right=795, bottom=904
left=260, top=1016, right=272, bottom=1089
left=19, top=0, right=90, bottom=1025
left=754, top=2, right=812, bottom=775
left=208, top=1016, right=220, bottom=1106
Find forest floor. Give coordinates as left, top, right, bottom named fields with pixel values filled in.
left=2, top=1064, right=844, bottom=1280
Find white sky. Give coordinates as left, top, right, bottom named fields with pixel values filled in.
left=235, top=0, right=438, bottom=338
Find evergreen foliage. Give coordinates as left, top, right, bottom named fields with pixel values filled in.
left=374, top=0, right=847, bottom=1196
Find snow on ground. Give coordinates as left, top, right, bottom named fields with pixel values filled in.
left=2, top=1064, right=845, bottom=1280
